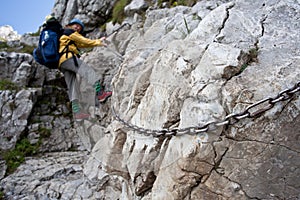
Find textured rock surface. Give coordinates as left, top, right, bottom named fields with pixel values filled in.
left=0, top=52, right=40, bottom=150
left=0, top=25, right=21, bottom=41
left=53, top=0, right=118, bottom=30
left=0, top=0, right=299, bottom=199
left=99, top=1, right=300, bottom=199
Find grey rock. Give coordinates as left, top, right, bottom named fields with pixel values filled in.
left=20, top=34, right=39, bottom=47
left=1, top=0, right=300, bottom=199
left=53, top=0, right=118, bottom=31
left=98, top=0, right=300, bottom=199
left=125, top=0, right=148, bottom=15
left=0, top=89, right=38, bottom=150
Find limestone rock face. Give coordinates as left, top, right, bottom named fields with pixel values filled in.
left=0, top=25, right=21, bottom=41
left=0, top=52, right=84, bottom=161
left=0, top=52, right=40, bottom=150
left=52, top=0, right=118, bottom=30
left=93, top=1, right=300, bottom=199
left=0, top=0, right=299, bottom=199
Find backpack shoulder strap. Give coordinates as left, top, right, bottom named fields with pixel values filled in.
left=63, top=28, right=75, bottom=36
left=59, top=29, right=80, bottom=67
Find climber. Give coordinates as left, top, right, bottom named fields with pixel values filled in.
left=59, top=18, right=112, bottom=121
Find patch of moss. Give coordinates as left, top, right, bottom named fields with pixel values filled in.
left=0, top=190, right=4, bottom=200
left=38, top=127, right=51, bottom=138
left=239, top=47, right=259, bottom=73
left=0, top=42, right=9, bottom=49
left=0, top=79, right=20, bottom=91
left=19, top=43, right=36, bottom=54
left=158, top=0, right=197, bottom=7
left=2, top=138, right=40, bottom=175
left=0, top=41, right=35, bottom=54
left=240, top=63, right=248, bottom=73
left=112, top=0, right=131, bottom=24
left=28, top=30, right=40, bottom=37
left=100, top=23, right=107, bottom=32
left=248, top=47, right=258, bottom=63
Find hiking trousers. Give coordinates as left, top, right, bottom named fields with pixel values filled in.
left=60, top=58, right=98, bottom=102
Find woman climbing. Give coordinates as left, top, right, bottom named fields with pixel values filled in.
left=59, top=18, right=112, bottom=120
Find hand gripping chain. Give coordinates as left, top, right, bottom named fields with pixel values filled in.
left=112, top=81, right=300, bottom=137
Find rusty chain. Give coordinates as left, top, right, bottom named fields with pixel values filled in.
left=112, top=81, right=300, bottom=137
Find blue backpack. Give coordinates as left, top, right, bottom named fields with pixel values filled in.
left=33, top=18, right=63, bottom=69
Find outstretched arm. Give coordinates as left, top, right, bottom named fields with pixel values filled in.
left=69, top=31, right=106, bottom=48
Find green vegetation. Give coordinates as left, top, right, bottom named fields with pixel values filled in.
left=2, top=126, right=51, bottom=175
left=0, top=30, right=38, bottom=53
left=239, top=47, right=259, bottom=73
left=248, top=47, right=258, bottom=63
left=38, top=127, right=51, bottom=138
left=0, top=191, right=4, bottom=200
left=0, top=41, right=35, bottom=54
left=183, top=16, right=190, bottom=34
left=2, top=138, right=40, bottom=175
left=112, top=0, right=131, bottom=24
left=0, top=42, right=9, bottom=49
left=108, top=0, right=198, bottom=27
left=158, top=0, right=198, bottom=7
left=28, top=30, right=40, bottom=37
left=99, top=23, right=107, bottom=32
left=0, top=79, right=20, bottom=91
left=240, top=63, right=248, bottom=72
left=19, top=44, right=36, bottom=54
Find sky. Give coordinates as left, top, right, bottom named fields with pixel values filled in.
left=0, top=0, right=55, bottom=35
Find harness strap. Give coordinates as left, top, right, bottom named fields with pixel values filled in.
left=60, top=40, right=80, bottom=67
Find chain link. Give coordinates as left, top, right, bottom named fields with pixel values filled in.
left=112, top=81, right=300, bottom=137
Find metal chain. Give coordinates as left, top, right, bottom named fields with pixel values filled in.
left=112, top=81, right=300, bottom=137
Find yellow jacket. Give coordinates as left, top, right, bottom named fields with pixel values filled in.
left=58, top=29, right=103, bottom=67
